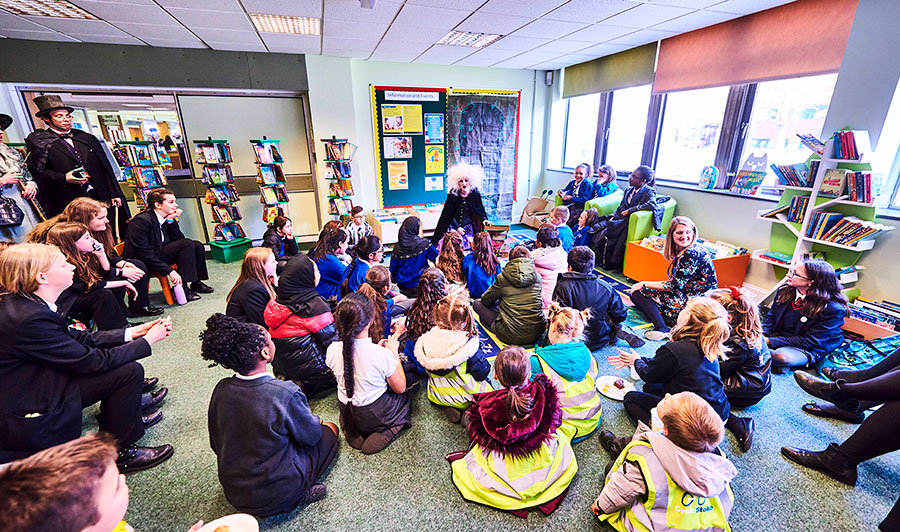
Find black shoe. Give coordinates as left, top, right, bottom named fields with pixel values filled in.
left=142, top=377, right=159, bottom=393
left=301, top=483, right=327, bottom=505
left=727, top=416, right=754, bottom=452
left=190, top=281, right=214, bottom=294
left=142, top=410, right=163, bottom=430
left=794, top=372, right=860, bottom=411
left=116, top=443, right=174, bottom=474
left=141, top=387, right=168, bottom=412
left=617, top=327, right=646, bottom=348
left=821, top=367, right=842, bottom=381
left=598, top=430, right=630, bottom=457
left=130, top=305, right=164, bottom=318
left=802, top=402, right=865, bottom=424
left=185, top=290, right=201, bottom=302
left=781, top=443, right=858, bottom=486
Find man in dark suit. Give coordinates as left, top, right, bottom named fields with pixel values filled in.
left=25, top=94, right=130, bottom=236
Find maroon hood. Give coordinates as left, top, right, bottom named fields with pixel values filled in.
left=467, top=374, right=561, bottom=458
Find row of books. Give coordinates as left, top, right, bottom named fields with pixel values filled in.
left=759, top=250, right=792, bottom=265
left=700, top=239, right=749, bottom=258
left=770, top=163, right=810, bottom=188
left=124, top=166, right=167, bottom=189
left=260, top=184, right=288, bottom=205
left=214, top=222, right=246, bottom=242
left=847, top=171, right=874, bottom=203
left=805, top=211, right=844, bottom=240
left=325, top=161, right=352, bottom=180
left=117, top=144, right=160, bottom=167
left=211, top=204, right=242, bottom=224
left=788, top=196, right=809, bottom=223
left=328, top=181, right=354, bottom=198
left=325, top=141, right=357, bottom=161
left=202, top=166, right=234, bottom=186
left=195, top=143, right=233, bottom=165
left=808, top=215, right=890, bottom=246
left=848, top=298, right=900, bottom=332
left=257, top=164, right=285, bottom=185
left=205, top=184, right=240, bottom=204
left=329, top=197, right=354, bottom=216
left=263, top=205, right=288, bottom=224
left=833, top=130, right=861, bottom=160
left=252, top=142, right=283, bottom=164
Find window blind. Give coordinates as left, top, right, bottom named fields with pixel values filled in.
left=562, top=42, right=658, bottom=99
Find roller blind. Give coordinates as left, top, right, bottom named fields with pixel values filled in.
left=653, top=0, right=858, bottom=94
left=562, top=42, right=658, bottom=99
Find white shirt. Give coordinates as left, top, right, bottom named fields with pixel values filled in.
left=49, top=126, right=75, bottom=149
left=235, top=371, right=275, bottom=380
left=155, top=211, right=168, bottom=243
left=326, top=338, right=398, bottom=407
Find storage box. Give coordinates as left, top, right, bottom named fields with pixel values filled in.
left=842, top=316, right=896, bottom=340
left=623, top=241, right=751, bottom=288
left=520, top=197, right=553, bottom=229
left=208, top=237, right=253, bottom=263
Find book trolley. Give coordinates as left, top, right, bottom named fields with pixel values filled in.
left=250, top=137, right=290, bottom=224
left=322, top=137, right=356, bottom=220
left=116, top=140, right=169, bottom=210
left=193, top=138, right=250, bottom=262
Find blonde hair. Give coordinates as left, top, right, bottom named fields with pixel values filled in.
left=707, top=287, right=764, bottom=351
left=660, top=391, right=725, bottom=452
left=62, top=197, right=115, bottom=250
left=494, top=346, right=534, bottom=423
left=446, top=162, right=484, bottom=193
left=227, top=247, right=276, bottom=303
left=547, top=302, right=591, bottom=344
left=663, top=216, right=698, bottom=261
left=0, top=243, right=61, bottom=296
left=433, top=290, right=477, bottom=336
left=670, top=297, right=730, bottom=362
left=550, top=205, right=569, bottom=223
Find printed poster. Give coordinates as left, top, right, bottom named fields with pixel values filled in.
left=388, top=161, right=408, bottom=190
left=382, top=104, right=403, bottom=133
left=425, top=145, right=445, bottom=174
left=401, top=105, right=423, bottom=134
left=383, top=137, right=413, bottom=159
left=425, top=174, right=443, bottom=192
left=424, top=113, right=444, bottom=144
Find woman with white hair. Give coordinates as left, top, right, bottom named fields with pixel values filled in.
left=431, top=162, right=489, bottom=249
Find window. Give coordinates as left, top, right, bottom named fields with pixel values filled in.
left=605, top=84, right=651, bottom=173
left=654, top=86, right=730, bottom=183
left=738, top=74, right=837, bottom=187
left=562, top=93, right=601, bottom=170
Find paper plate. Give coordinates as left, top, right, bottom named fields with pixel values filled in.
left=197, top=514, right=259, bottom=532
left=596, top=375, right=635, bottom=401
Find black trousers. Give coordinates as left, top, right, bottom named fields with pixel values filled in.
left=109, top=258, right=150, bottom=311
left=58, top=287, right=128, bottom=330
left=473, top=299, right=500, bottom=328
left=630, top=291, right=670, bottom=332
left=75, top=361, right=145, bottom=449
left=160, top=238, right=208, bottom=283
left=623, top=383, right=665, bottom=425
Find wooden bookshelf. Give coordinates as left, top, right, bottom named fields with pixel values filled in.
left=193, top=138, right=246, bottom=242
left=321, top=136, right=356, bottom=220
left=115, top=140, right=169, bottom=210
left=250, top=137, right=290, bottom=223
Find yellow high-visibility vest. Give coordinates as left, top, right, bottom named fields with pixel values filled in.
left=426, top=360, right=493, bottom=409
left=536, top=354, right=602, bottom=440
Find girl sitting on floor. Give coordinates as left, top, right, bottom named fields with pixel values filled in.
left=605, top=297, right=756, bottom=453
left=532, top=303, right=602, bottom=442
left=326, top=293, right=412, bottom=454
left=261, top=215, right=299, bottom=274
left=390, top=216, right=439, bottom=298
left=359, top=265, right=392, bottom=343
left=592, top=391, right=737, bottom=532
left=225, top=247, right=276, bottom=328
left=310, top=227, right=349, bottom=302
left=403, top=268, right=448, bottom=373
left=532, top=224, right=568, bottom=311
left=461, top=232, right=500, bottom=299
left=449, top=346, right=577, bottom=515
left=415, top=290, right=492, bottom=424
left=202, top=314, right=339, bottom=517
left=341, top=235, right=383, bottom=296
left=437, top=230, right=465, bottom=283
left=708, top=287, right=772, bottom=406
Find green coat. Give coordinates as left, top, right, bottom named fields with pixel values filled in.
left=481, top=257, right=546, bottom=345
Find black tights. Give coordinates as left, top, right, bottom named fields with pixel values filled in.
left=836, top=347, right=900, bottom=383
left=630, top=291, right=669, bottom=332
left=839, top=400, right=900, bottom=463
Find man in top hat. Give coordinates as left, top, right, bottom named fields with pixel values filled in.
left=25, top=94, right=129, bottom=235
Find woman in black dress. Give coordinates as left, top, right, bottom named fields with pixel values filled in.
left=432, top=162, right=490, bottom=251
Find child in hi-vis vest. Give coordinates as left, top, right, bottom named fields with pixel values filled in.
left=593, top=391, right=738, bottom=532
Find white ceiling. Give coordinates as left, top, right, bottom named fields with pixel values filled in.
left=0, top=0, right=796, bottom=70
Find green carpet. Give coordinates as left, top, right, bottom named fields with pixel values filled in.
left=82, top=259, right=899, bottom=532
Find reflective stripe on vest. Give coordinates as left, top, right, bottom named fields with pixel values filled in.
left=427, top=361, right=493, bottom=409
left=598, top=441, right=734, bottom=532
left=537, top=355, right=602, bottom=438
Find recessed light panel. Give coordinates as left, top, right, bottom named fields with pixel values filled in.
left=437, top=31, right=503, bottom=48
left=250, top=13, right=321, bottom=35
left=0, top=0, right=96, bottom=18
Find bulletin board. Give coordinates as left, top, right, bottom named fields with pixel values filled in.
left=371, top=86, right=448, bottom=208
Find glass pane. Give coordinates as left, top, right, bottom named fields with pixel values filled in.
left=562, top=93, right=601, bottom=169
left=606, top=84, right=651, bottom=173
left=546, top=97, right=567, bottom=169
left=740, top=73, right=837, bottom=187
left=655, top=86, right=730, bottom=182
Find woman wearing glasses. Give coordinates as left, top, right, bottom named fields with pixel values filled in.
left=557, top=162, right=594, bottom=226
left=762, top=259, right=848, bottom=371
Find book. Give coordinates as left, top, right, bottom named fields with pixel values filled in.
left=261, top=187, right=279, bottom=205
left=761, top=205, right=789, bottom=219
left=760, top=251, right=793, bottom=264
left=771, top=163, right=809, bottom=187
left=819, top=169, right=847, bottom=197
left=797, top=133, right=825, bottom=155
left=253, top=143, right=274, bottom=164
left=787, top=196, right=808, bottom=223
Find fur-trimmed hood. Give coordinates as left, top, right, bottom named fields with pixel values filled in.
left=415, top=327, right=480, bottom=371
left=467, top=374, right=561, bottom=458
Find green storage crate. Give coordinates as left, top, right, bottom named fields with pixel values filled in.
left=209, top=237, right=252, bottom=263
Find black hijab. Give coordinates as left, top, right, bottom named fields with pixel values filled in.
left=392, top=216, right=431, bottom=260
left=276, top=254, right=331, bottom=318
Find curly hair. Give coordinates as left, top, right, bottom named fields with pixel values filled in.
left=446, top=162, right=484, bottom=194
left=199, top=313, right=268, bottom=375
left=536, top=224, right=561, bottom=248
left=437, top=231, right=464, bottom=283
left=405, top=268, right=448, bottom=340
left=471, top=232, right=500, bottom=276
left=334, top=293, right=375, bottom=400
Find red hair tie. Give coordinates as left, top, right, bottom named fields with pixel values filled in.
left=729, top=286, right=741, bottom=300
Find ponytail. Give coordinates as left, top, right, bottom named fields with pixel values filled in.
left=334, top=293, right=374, bottom=400
left=494, top=346, right=534, bottom=422
left=670, top=297, right=730, bottom=362
left=546, top=302, right=591, bottom=344
left=707, top=287, right=764, bottom=350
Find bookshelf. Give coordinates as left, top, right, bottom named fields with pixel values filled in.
left=250, top=137, right=290, bottom=224
left=115, top=140, right=169, bottom=210
left=193, top=138, right=246, bottom=242
left=321, top=136, right=356, bottom=220
left=753, top=130, right=892, bottom=301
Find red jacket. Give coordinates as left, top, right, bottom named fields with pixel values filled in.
left=264, top=301, right=337, bottom=398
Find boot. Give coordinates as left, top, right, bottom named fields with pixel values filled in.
left=300, top=483, right=327, bottom=505
left=781, top=443, right=858, bottom=486
left=598, top=430, right=630, bottom=458
left=726, top=415, right=755, bottom=452
left=617, top=327, right=646, bottom=348
left=794, top=372, right=860, bottom=412
left=116, top=444, right=174, bottom=474
left=442, top=406, right=462, bottom=424
left=802, top=402, right=865, bottom=424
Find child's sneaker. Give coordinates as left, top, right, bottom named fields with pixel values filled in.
left=644, top=330, right=669, bottom=342
left=617, top=327, right=646, bottom=348
left=442, top=406, right=462, bottom=423
left=361, top=425, right=403, bottom=454
left=301, top=483, right=327, bottom=505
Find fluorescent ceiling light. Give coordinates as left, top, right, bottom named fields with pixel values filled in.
left=250, top=13, right=321, bottom=35
left=0, top=0, right=96, bottom=18
left=437, top=31, right=502, bottom=48
left=122, top=104, right=150, bottom=107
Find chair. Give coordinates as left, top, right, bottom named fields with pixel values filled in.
left=624, top=197, right=677, bottom=263
left=554, top=187, right=624, bottom=217
left=114, top=242, right=176, bottom=305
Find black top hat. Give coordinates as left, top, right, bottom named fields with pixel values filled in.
left=33, top=94, right=75, bottom=117
left=0, top=114, right=12, bottom=131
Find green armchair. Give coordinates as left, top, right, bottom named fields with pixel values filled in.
left=554, top=187, right=624, bottom=217
left=624, top=197, right=677, bottom=263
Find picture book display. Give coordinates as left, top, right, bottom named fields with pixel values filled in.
left=321, top=137, right=355, bottom=220
left=194, top=139, right=244, bottom=241
left=729, top=153, right=767, bottom=195
left=116, top=140, right=169, bottom=209
left=819, top=168, right=847, bottom=197
left=251, top=138, right=290, bottom=223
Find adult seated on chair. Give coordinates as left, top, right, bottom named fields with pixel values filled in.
left=124, top=188, right=214, bottom=302
left=0, top=244, right=174, bottom=472
left=592, top=165, right=657, bottom=271
left=557, top=162, right=594, bottom=227
left=762, top=259, right=847, bottom=371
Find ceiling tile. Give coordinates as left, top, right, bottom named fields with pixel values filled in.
left=142, top=37, right=207, bottom=48
left=69, top=0, right=176, bottom=24
left=644, top=0, right=723, bottom=7
left=486, top=34, right=551, bottom=51
left=559, top=53, right=605, bottom=63
left=531, top=61, right=569, bottom=70
left=66, top=33, right=146, bottom=45
left=492, top=57, right=537, bottom=69
left=0, top=29, right=80, bottom=42
left=0, top=12, right=58, bottom=31
left=23, top=17, right=124, bottom=35
left=573, top=42, right=631, bottom=56
left=155, top=0, right=243, bottom=11
left=405, top=0, right=486, bottom=8
left=258, top=32, right=321, bottom=54
left=453, top=55, right=502, bottom=67
left=651, top=9, right=735, bottom=31
left=531, top=39, right=592, bottom=54
left=207, top=40, right=268, bottom=52
left=321, top=45, right=372, bottom=58
left=466, top=46, right=532, bottom=61
left=510, top=50, right=564, bottom=63
left=165, top=8, right=254, bottom=31
left=477, top=0, right=568, bottom=18
left=455, top=12, right=533, bottom=35
left=606, top=28, right=676, bottom=45
left=565, top=23, right=637, bottom=43
left=599, top=3, right=694, bottom=27
left=322, top=20, right=387, bottom=40
left=372, top=39, right=432, bottom=57
left=392, top=4, right=470, bottom=30
left=240, top=0, right=321, bottom=17
left=369, top=47, right=426, bottom=62
left=323, top=0, right=402, bottom=23
left=544, top=0, right=642, bottom=23
left=192, top=28, right=262, bottom=45
left=510, top=19, right=589, bottom=39
left=413, top=44, right=477, bottom=64
left=707, top=0, right=795, bottom=15
left=113, top=22, right=197, bottom=41
left=324, top=35, right=382, bottom=48
left=381, top=24, right=448, bottom=44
